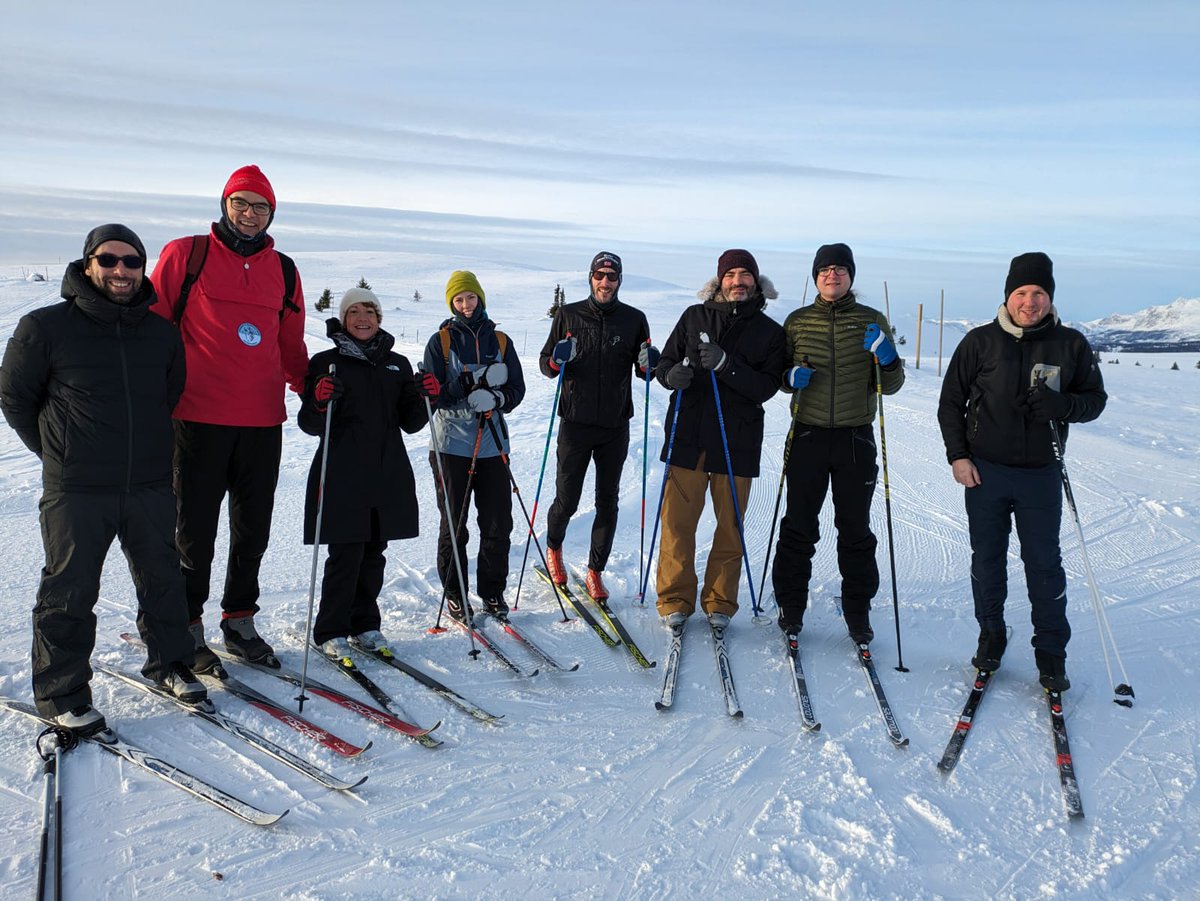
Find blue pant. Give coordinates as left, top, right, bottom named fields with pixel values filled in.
left=965, top=458, right=1070, bottom=657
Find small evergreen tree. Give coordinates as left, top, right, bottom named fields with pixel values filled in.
left=547, top=284, right=565, bottom=318
left=1170, top=361, right=1180, bottom=370
left=315, top=287, right=333, bottom=313
left=412, top=289, right=422, bottom=303
left=357, top=277, right=372, bottom=290
left=896, top=335, right=907, bottom=345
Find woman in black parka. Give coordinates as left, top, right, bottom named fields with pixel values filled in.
left=298, top=287, right=436, bottom=655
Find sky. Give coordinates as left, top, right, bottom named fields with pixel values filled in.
left=2, top=1, right=1198, bottom=320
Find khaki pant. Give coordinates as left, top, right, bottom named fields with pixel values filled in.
left=655, top=455, right=752, bottom=618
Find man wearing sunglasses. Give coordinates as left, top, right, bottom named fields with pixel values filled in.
left=538, top=252, right=655, bottom=600
left=0, top=224, right=207, bottom=736
left=151, top=165, right=309, bottom=671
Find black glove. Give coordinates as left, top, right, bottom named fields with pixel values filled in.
left=697, top=340, right=727, bottom=372
left=1022, top=386, right=1073, bottom=422
left=664, top=361, right=694, bottom=390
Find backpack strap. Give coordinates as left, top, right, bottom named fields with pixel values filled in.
left=276, top=251, right=299, bottom=320
left=440, top=326, right=509, bottom=364
left=172, top=235, right=210, bottom=324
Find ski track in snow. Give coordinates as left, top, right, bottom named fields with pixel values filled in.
left=0, top=264, right=1198, bottom=899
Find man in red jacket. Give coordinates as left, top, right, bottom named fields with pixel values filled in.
left=150, top=165, right=308, bottom=671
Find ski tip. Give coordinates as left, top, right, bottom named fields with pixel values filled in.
left=654, top=701, right=671, bottom=711
left=731, top=710, right=744, bottom=719
left=807, top=722, right=823, bottom=733
left=894, top=736, right=911, bottom=748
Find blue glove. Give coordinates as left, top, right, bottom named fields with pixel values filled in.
left=864, top=324, right=898, bottom=366
left=783, top=366, right=813, bottom=391
left=551, top=336, right=578, bottom=367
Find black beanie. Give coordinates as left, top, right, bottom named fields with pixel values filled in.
left=1004, top=252, right=1055, bottom=300
left=82, top=224, right=147, bottom=263
left=811, top=243, right=856, bottom=283
left=717, top=249, right=759, bottom=283
left=590, top=251, right=622, bottom=275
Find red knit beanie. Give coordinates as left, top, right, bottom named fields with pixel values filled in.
left=223, top=165, right=276, bottom=209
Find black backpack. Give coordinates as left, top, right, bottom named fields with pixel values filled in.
left=171, top=235, right=299, bottom=324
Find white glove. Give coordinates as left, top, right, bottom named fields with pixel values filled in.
left=467, top=387, right=502, bottom=413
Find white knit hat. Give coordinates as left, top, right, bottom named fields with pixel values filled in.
left=339, top=287, right=382, bottom=322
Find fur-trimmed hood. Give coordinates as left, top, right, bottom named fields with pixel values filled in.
left=697, top=274, right=778, bottom=304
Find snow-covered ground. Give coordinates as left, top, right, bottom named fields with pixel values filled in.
left=0, top=256, right=1196, bottom=899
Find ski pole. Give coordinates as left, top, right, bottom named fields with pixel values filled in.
left=639, top=358, right=687, bottom=604
left=426, top=398, right=483, bottom=656
left=874, top=355, right=908, bottom=672
left=638, top=338, right=652, bottom=602
left=297, top=363, right=336, bottom=712
left=1038, top=379, right=1134, bottom=706
left=755, top=355, right=809, bottom=617
left=36, top=726, right=73, bottom=901
left=481, top=413, right=572, bottom=621
left=700, top=333, right=760, bottom=618
left=513, top=336, right=568, bottom=611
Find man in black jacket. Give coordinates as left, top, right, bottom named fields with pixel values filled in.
left=654, top=249, right=786, bottom=625
left=539, top=252, right=656, bottom=600
left=938, top=252, right=1107, bottom=691
left=0, top=225, right=206, bottom=737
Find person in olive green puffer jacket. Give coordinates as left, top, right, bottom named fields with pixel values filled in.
left=772, top=243, right=904, bottom=643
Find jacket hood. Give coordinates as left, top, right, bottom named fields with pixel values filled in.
left=697, top=274, right=778, bottom=305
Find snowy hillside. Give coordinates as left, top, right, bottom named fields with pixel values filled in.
left=0, top=258, right=1197, bottom=899
left=1076, top=297, right=1200, bottom=352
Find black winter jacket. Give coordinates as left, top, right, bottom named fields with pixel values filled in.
left=0, top=261, right=184, bottom=492
left=538, top=296, right=651, bottom=428
left=938, top=306, right=1106, bottom=468
left=298, top=321, right=427, bottom=544
left=656, top=277, right=787, bottom=478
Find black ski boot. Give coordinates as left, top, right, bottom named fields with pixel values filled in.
left=971, top=629, right=1008, bottom=672
left=482, top=597, right=509, bottom=621
left=189, top=619, right=226, bottom=677
left=845, top=611, right=874, bottom=645
left=1035, top=650, right=1070, bottom=692
left=777, top=607, right=804, bottom=636
left=221, top=615, right=279, bottom=668
left=447, top=595, right=475, bottom=624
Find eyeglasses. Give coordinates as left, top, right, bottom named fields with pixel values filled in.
left=817, top=266, right=848, bottom=277
left=592, top=271, right=619, bottom=282
left=228, top=197, right=272, bottom=216
left=90, top=253, right=144, bottom=270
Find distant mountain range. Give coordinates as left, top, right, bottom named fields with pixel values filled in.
left=1072, top=297, right=1200, bottom=352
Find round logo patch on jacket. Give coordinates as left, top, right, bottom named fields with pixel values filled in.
left=237, top=323, right=262, bottom=347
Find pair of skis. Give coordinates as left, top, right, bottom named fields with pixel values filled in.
left=937, top=669, right=1084, bottom=819
left=533, top=565, right=657, bottom=669
left=0, top=697, right=288, bottom=827
left=655, top=615, right=742, bottom=718
left=445, top=610, right=579, bottom=678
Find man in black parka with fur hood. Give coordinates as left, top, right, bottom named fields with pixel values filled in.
left=0, top=224, right=203, bottom=735
left=654, top=249, right=786, bottom=624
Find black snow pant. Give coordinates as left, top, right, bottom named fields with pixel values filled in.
left=772, top=424, right=880, bottom=624
left=172, top=421, right=282, bottom=622
left=545, top=420, right=630, bottom=572
left=33, top=487, right=194, bottom=717
left=313, top=513, right=387, bottom=645
left=966, top=458, right=1070, bottom=657
left=430, top=452, right=512, bottom=602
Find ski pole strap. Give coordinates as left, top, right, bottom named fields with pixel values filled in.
left=36, top=727, right=76, bottom=758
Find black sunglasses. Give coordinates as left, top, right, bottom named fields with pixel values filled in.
left=592, top=271, right=619, bottom=282
left=90, top=253, right=144, bottom=269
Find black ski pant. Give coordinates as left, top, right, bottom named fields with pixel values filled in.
left=33, top=487, right=193, bottom=717
left=966, top=458, right=1070, bottom=657
left=314, top=511, right=387, bottom=645
left=546, top=421, right=630, bottom=572
left=772, top=424, right=879, bottom=623
left=430, top=452, right=512, bottom=602
left=173, top=421, right=281, bottom=622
